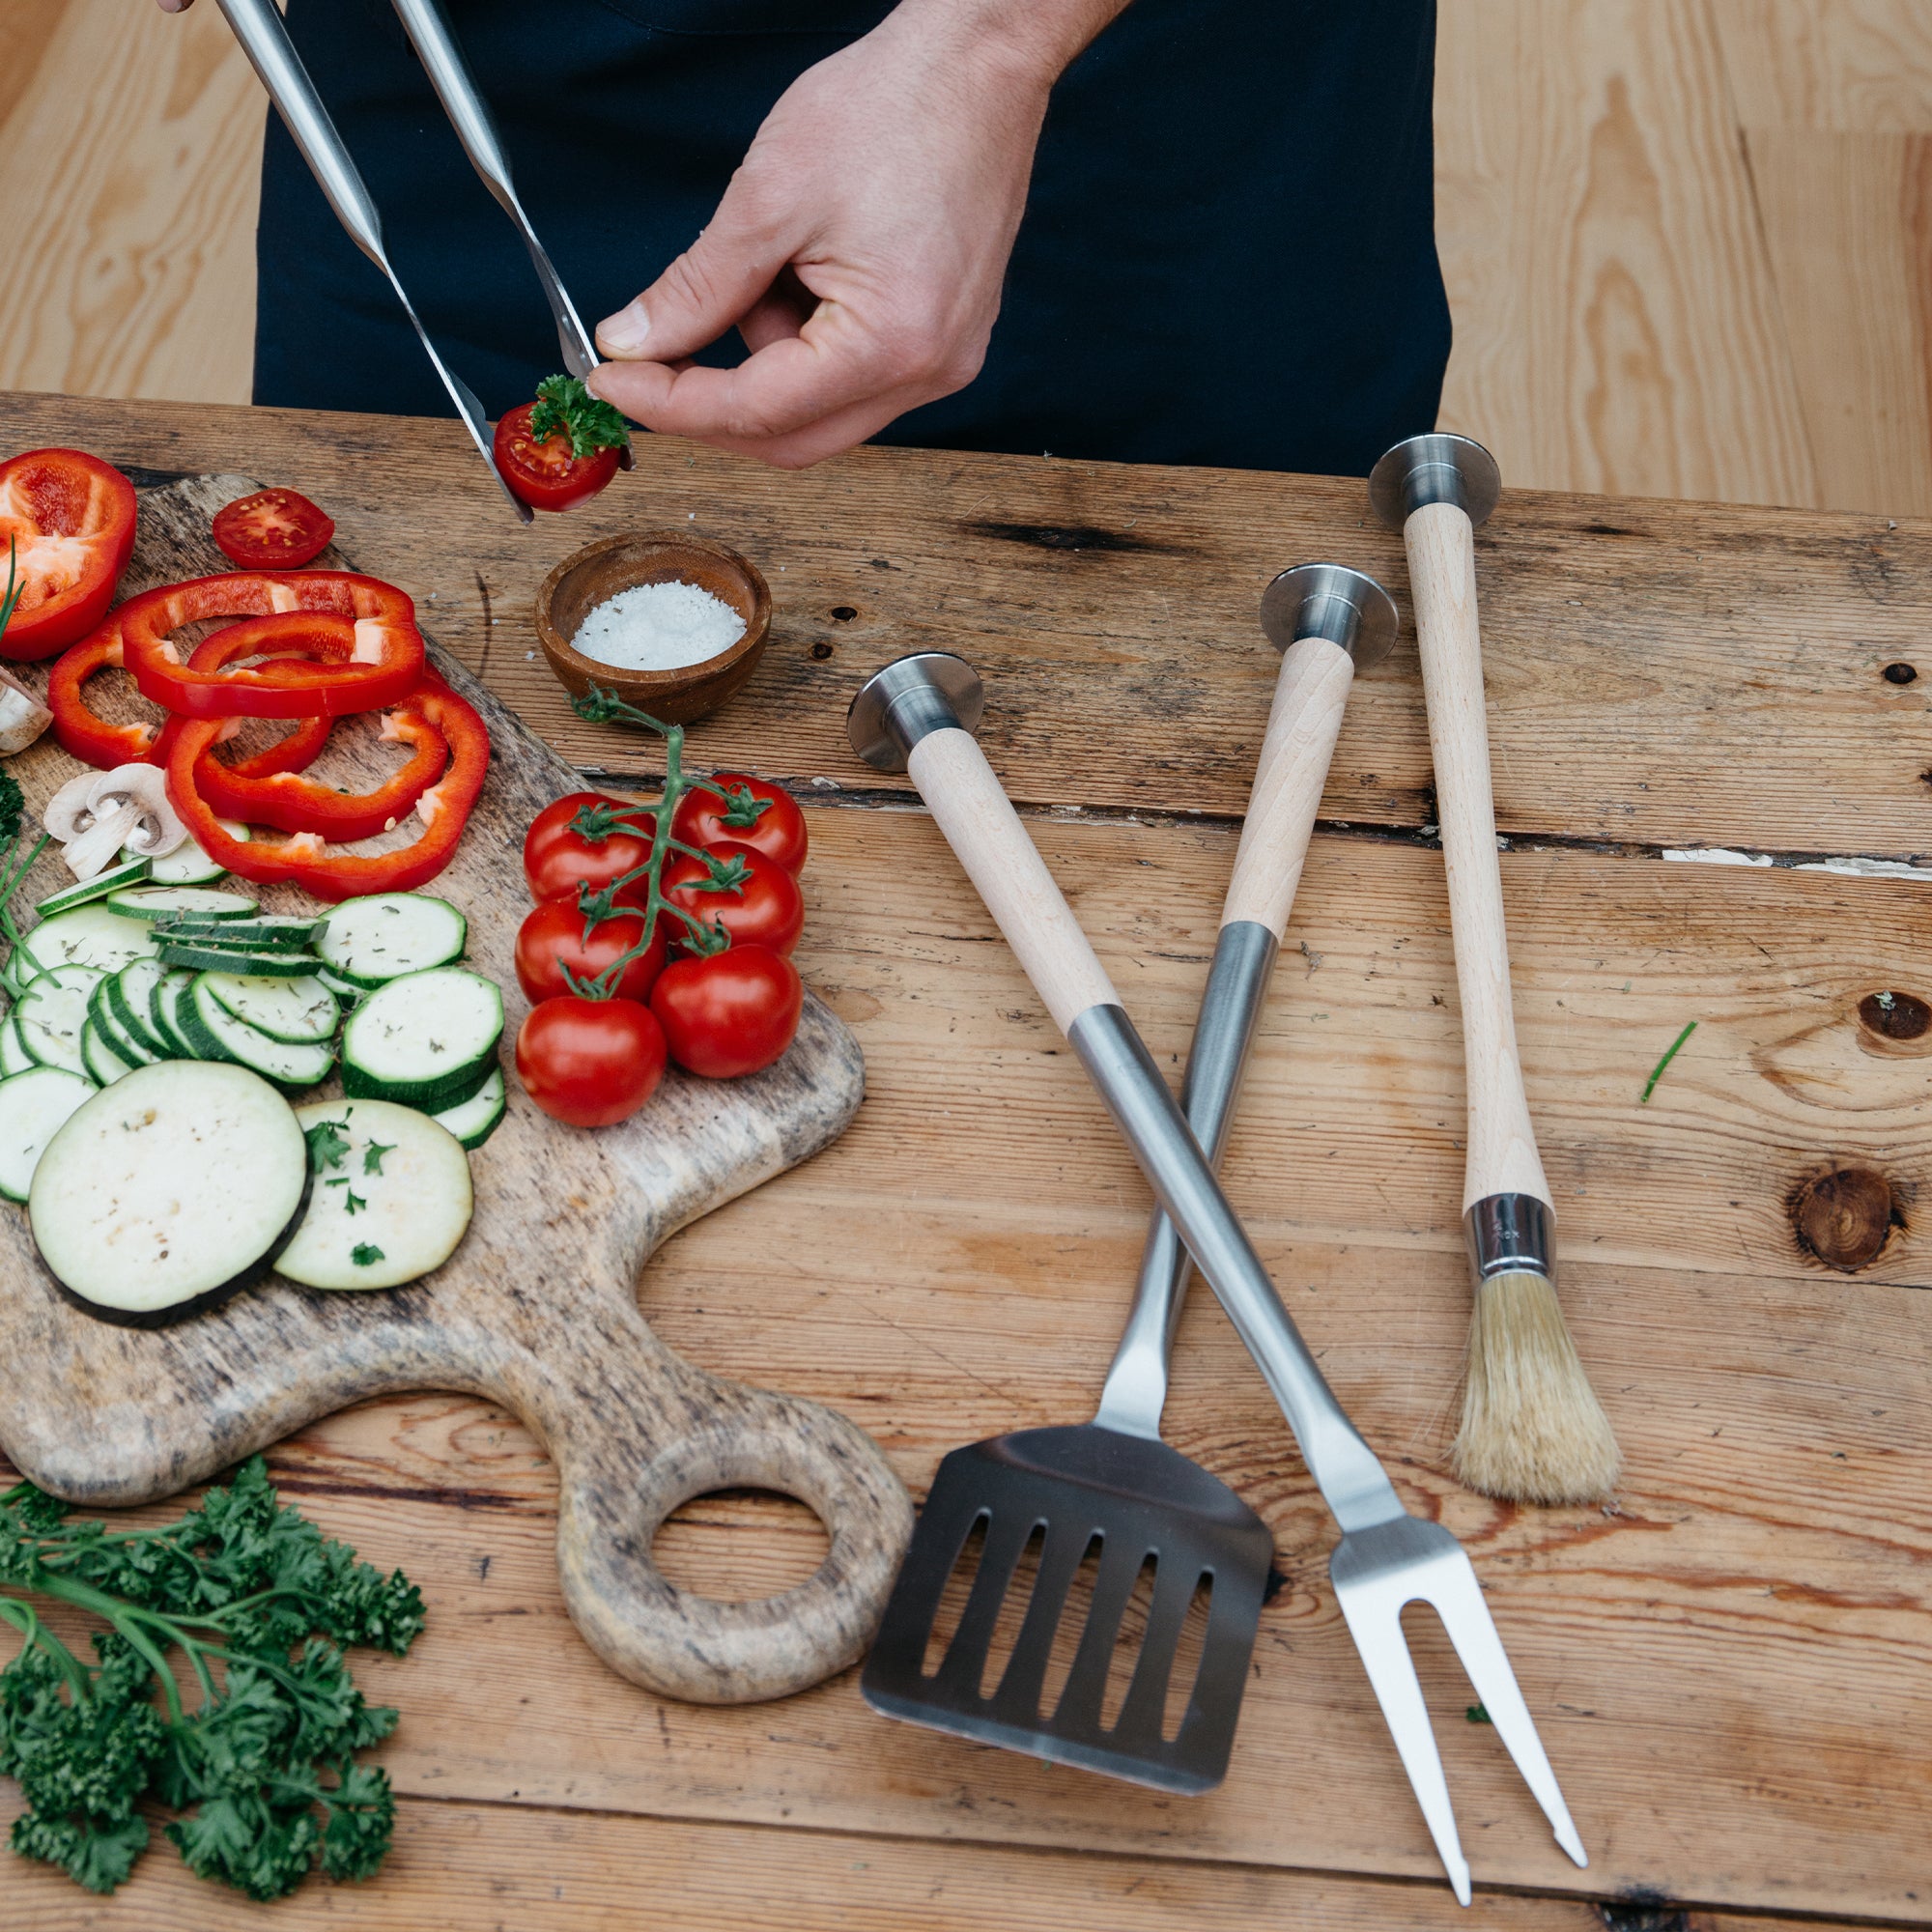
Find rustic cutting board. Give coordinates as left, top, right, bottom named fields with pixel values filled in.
left=0, top=474, right=913, bottom=1705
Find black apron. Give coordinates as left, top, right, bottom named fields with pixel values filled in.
left=256, top=0, right=1447, bottom=475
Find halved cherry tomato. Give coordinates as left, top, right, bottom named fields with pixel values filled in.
left=523, top=791, right=657, bottom=905
left=672, top=773, right=808, bottom=876
left=662, top=839, right=804, bottom=956
left=514, top=898, right=666, bottom=1006
left=650, top=946, right=803, bottom=1079
left=493, top=403, right=619, bottom=514
left=516, top=995, right=666, bottom=1127
left=213, top=488, right=335, bottom=568
left=0, top=447, right=137, bottom=661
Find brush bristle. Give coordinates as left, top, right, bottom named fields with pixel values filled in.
left=1451, top=1269, right=1620, bottom=1505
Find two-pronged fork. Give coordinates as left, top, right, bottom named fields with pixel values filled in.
left=846, top=651, right=1588, bottom=1904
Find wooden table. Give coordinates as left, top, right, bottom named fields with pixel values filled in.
left=3, top=389, right=1929, bottom=1931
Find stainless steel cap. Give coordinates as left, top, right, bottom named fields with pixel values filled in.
left=846, top=651, right=986, bottom=771
left=1368, top=433, right=1502, bottom=530
left=1259, top=563, right=1400, bottom=672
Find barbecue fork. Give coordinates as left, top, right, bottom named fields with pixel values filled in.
left=846, top=650, right=1588, bottom=1903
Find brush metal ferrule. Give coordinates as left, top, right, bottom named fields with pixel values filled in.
left=1464, top=1193, right=1553, bottom=1281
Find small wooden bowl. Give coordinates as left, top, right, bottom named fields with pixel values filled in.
left=534, top=531, right=772, bottom=726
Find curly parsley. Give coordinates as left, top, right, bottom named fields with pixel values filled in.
left=528, top=375, right=630, bottom=460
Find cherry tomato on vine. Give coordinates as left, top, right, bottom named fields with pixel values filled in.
left=493, top=403, right=620, bottom=513
left=650, top=946, right=803, bottom=1079
left=662, top=840, right=804, bottom=957
left=515, top=995, right=667, bottom=1127
left=671, top=774, right=808, bottom=876
left=212, top=488, right=335, bottom=568
left=523, top=791, right=657, bottom=906
left=515, top=898, right=667, bottom=1005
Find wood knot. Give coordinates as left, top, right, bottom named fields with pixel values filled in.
left=1599, top=1904, right=1687, bottom=1932
left=1859, top=990, right=1930, bottom=1040
left=1788, top=1168, right=1903, bottom=1272
left=1883, top=661, right=1918, bottom=683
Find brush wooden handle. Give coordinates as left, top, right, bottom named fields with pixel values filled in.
left=907, top=725, right=1120, bottom=1032
left=1223, top=635, right=1357, bottom=937
left=1405, top=500, right=1552, bottom=1215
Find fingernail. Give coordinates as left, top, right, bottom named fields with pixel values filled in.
left=597, top=300, right=650, bottom=357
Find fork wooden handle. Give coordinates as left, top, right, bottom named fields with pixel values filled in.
left=1404, top=499, right=1552, bottom=1213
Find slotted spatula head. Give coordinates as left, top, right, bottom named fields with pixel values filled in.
left=862, top=1424, right=1275, bottom=1793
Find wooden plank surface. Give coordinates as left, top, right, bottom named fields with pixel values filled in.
left=5, top=396, right=1932, bottom=1922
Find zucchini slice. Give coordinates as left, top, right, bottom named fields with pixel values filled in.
left=157, top=943, right=327, bottom=978
left=35, top=857, right=152, bottom=920
left=109, top=959, right=174, bottom=1059
left=15, top=967, right=105, bottom=1079
left=203, top=972, right=339, bottom=1044
left=30, top=1062, right=310, bottom=1326
left=106, top=886, right=259, bottom=923
left=180, top=980, right=335, bottom=1091
left=153, top=917, right=321, bottom=952
left=149, top=968, right=199, bottom=1058
left=87, top=985, right=160, bottom=1069
left=279, top=1098, right=472, bottom=1291
left=431, top=1066, right=506, bottom=1151
left=0, top=1019, right=36, bottom=1079
left=19, top=903, right=160, bottom=978
left=0, top=1066, right=98, bottom=1203
left=340, top=968, right=501, bottom=1112
left=316, top=894, right=466, bottom=989
left=133, top=825, right=242, bottom=886
left=80, top=1017, right=137, bottom=1087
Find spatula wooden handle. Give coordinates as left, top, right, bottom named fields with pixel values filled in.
left=1404, top=499, right=1552, bottom=1213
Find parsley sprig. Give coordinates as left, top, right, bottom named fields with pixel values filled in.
left=0, top=1458, right=423, bottom=1899
left=528, top=375, right=630, bottom=460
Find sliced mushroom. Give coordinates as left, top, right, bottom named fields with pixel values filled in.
left=0, top=667, right=51, bottom=756
left=89, top=764, right=186, bottom=863
left=61, top=800, right=144, bottom=880
left=43, top=770, right=103, bottom=843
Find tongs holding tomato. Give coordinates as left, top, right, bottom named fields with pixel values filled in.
left=213, top=0, right=536, bottom=525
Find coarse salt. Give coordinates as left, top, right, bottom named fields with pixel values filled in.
left=572, top=580, right=746, bottom=672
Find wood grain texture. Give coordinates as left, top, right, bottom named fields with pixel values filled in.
left=1713, top=0, right=1932, bottom=130
left=11, top=394, right=1932, bottom=866
left=1434, top=0, right=1816, bottom=508
left=0, top=475, right=911, bottom=1705
left=0, top=0, right=262, bottom=405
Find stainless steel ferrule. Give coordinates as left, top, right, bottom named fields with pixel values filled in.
left=1463, top=1193, right=1554, bottom=1280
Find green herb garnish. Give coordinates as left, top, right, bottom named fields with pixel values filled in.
left=1639, top=1020, right=1697, bottom=1103
left=323, top=1179, right=366, bottom=1216
left=361, top=1141, right=395, bottom=1178
left=350, top=1244, right=384, bottom=1268
left=529, top=375, right=630, bottom=460
left=0, top=1457, right=422, bottom=1899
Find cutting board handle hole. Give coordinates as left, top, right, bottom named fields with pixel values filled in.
left=650, top=1487, right=833, bottom=1605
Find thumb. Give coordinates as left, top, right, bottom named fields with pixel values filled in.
left=597, top=194, right=796, bottom=363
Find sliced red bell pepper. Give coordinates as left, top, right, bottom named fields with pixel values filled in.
left=164, top=679, right=491, bottom=903
left=189, top=703, right=449, bottom=842
left=48, top=617, right=333, bottom=772
left=117, top=570, right=424, bottom=718
left=0, top=448, right=138, bottom=662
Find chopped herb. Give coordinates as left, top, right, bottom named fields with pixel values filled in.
left=0, top=765, right=20, bottom=849
left=1640, top=1020, right=1697, bottom=1103
left=528, top=375, right=630, bottom=460
left=1465, top=1704, right=1492, bottom=1724
left=303, top=1120, right=352, bottom=1174
left=361, top=1141, right=395, bottom=1177
left=351, top=1244, right=384, bottom=1267
left=324, top=1179, right=367, bottom=1216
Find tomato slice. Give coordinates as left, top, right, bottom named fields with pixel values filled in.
left=492, top=403, right=619, bottom=513
left=213, top=489, right=335, bottom=568
left=0, top=447, right=137, bottom=662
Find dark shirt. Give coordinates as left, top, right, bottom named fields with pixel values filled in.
left=257, top=0, right=1447, bottom=473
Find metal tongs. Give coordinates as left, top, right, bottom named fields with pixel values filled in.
left=215, top=0, right=628, bottom=520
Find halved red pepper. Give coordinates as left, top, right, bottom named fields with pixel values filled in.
left=117, top=570, right=424, bottom=718
left=164, top=679, right=491, bottom=903
left=189, top=703, right=449, bottom=842
left=0, top=448, right=138, bottom=662
left=48, top=617, right=332, bottom=772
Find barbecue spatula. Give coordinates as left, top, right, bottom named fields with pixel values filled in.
left=860, top=565, right=1396, bottom=1794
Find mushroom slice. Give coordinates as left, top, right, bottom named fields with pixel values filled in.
left=43, top=770, right=103, bottom=843
left=0, top=667, right=51, bottom=756
left=88, top=765, right=186, bottom=862
left=62, top=801, right=145, bottom=880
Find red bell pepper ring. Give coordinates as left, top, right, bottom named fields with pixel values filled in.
left=164, top=680, right=491, bottom=903
left=190, top=704, right=450, bottom=843
left=0, top=447, right=138, bottom=662
left=117, top=570, right=425, bottom=719
left=47, top=617, right=334, bottom=772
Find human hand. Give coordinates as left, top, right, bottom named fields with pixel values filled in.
left=589, top=2, right=1115, bottom=468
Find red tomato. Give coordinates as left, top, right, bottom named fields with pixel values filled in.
left=651, top=946, right=803, bottom=1079
left=662, top=840, right=804, bottom=957
left=515, top=897, right=666, bottom=1005
left=524, top=791, right=658, bottom=906
left=0, top=447, right=137, bottom=661
left=493, top=403, right=619, bottom=513
left=515, top=995, right=667, bottom=1127
left=212, top=488, right=335, bottom=568
left=672, top=773, right=808, bottom=876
